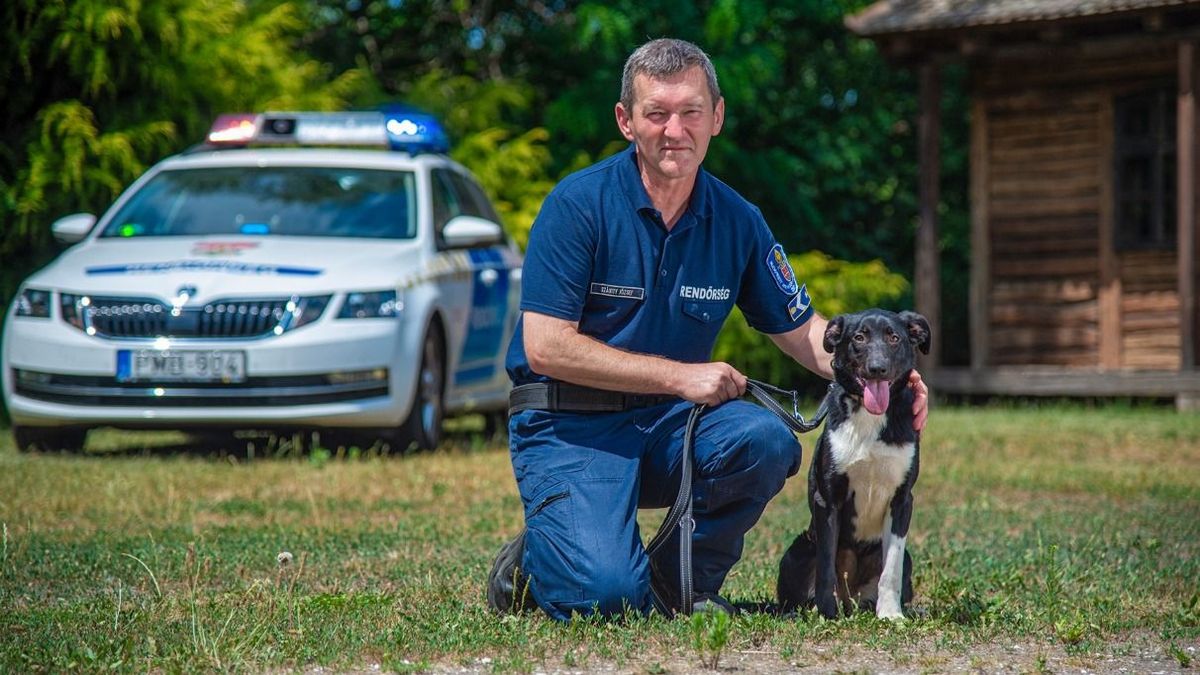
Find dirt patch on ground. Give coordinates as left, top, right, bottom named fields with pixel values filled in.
left=339, top=635, right=1196, bottom=674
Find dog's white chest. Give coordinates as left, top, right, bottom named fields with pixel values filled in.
left=828, top=407, right=915, bottom=541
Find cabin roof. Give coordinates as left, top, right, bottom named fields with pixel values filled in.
left=847, top=0, right=1200, bottom=36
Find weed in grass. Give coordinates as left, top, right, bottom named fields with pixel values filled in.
left=1168, top=643, right=1193, bottom=668
left=1053, top=611, right=1092, bottom=650
left=690, top=610, right=731, bottom=669
left=1028, top=652, right=1051, bottom=675
left=1179, top=591, right=1200, bottom=628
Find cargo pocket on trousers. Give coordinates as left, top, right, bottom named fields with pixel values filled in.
left=523, top=484, right=582, bottom=604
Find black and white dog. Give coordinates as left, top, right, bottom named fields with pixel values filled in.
left=777, top=309, right=931, bottom=620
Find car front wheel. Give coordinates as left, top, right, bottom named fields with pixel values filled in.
left=13, top=426, right=88, bottom=453
left=399, top=325, right=445, bottom=452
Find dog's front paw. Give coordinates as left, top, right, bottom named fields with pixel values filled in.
left=875, top=598, right=905, bottom=621
left=815, top=594, right=839, bottom=620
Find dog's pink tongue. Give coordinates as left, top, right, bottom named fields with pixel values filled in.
left=862, top=379, right=890, bottom=415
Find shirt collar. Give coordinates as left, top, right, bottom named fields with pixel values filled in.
left=620, top=144, right=715, bottom=225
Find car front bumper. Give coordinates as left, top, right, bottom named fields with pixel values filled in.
left=2, top=314, right=418, bottom=429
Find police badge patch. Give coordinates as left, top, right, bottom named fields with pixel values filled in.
left=766, top=243, right=799, bottom=295
left=787, top=284, right=811, bottom=321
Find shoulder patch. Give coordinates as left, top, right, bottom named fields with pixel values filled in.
left=787, top=284, right=811, bottom=321
left=765, top=244, right=799, bottom=295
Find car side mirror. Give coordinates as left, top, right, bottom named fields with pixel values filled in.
left=441, top=215, right=504, bottom=249
left=51, top=213, right=97, bottom=244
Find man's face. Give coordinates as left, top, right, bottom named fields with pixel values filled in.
left=615, top=66, right=725, bottom=183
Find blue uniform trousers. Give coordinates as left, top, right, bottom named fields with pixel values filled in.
left=508, top=398, right=802, bottom=621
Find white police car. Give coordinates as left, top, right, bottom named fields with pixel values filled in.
left=2, top=111, right=521, bottom=452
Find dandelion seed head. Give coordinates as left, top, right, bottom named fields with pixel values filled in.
left=277, top=551, right=293, bottom=566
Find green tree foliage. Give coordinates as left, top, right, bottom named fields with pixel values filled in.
left=1, top=0, right=971, bottom=374
left=0, top=0, right=367, bottom=260
left=712, top=251, right=909, bottom=390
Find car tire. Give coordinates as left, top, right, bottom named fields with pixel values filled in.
left=399, top=324, right=445, bottom=452
left=13, top=426, right=88, bottom=453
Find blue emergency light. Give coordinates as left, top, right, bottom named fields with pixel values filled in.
left=206, top=109, right=450, bottom=154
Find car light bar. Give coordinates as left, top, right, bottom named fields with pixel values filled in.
left=206, top=109, right=450, bottom=154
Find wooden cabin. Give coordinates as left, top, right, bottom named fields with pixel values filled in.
left=847, top=0, right=1200, bottom=408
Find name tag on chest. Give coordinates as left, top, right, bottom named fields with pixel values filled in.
left=589, top=283, right=645, bottom=300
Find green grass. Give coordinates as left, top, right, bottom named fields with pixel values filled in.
left=1, top=404, right=1198, bottom=672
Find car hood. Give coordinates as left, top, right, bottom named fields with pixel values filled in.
left=27, top=236, right=424, bottom=302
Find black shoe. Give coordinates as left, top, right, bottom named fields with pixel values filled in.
left=649, top=558, right=737, bottom=617
left=691, top=591, right=737, bottom=615
left=486, top=529, right=535, bottom=614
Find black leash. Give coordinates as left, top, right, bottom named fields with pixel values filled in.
left=646, top=379, right=832, bottom=616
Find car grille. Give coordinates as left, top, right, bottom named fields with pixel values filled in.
left=12, top=369, right=389, bottom=407
left=73, top=297, right=296, bottom=338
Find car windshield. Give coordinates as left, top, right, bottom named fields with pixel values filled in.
left=99, top=166, right=418, bottom=239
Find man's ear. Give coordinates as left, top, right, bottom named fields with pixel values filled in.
left=823, top=316, right=846, bottom=354
left=614, top=102, right=635, bottom=142
left=899, top=311, right=932, bottom=355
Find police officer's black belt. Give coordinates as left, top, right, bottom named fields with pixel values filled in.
left=508, top=382, right=678, bottom=415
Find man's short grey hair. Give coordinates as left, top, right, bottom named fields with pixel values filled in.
left=620, top=38, right=721, bottom=110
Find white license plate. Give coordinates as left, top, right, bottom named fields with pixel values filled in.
left=117, top=349, right=247, bottom=383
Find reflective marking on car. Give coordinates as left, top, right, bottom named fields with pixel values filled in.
left=85, top=260, right=323, bottom=276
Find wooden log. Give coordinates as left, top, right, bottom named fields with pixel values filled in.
left=991, top=215, right=1097, bottom=237
left=927, top=367, right=1200, bottom=395
left=991, top=156, right=1101, bottom=180
left=992, top=279, right=1096, bottom=303
left=990, top=174, right=1099, bottom=197
left=993, top=257, right=1099, bottom=278
left=991, top=300, right=1099, bottom=324
left=992, top=236, right=1098, bottom=256
left=988, top=112, right=1099, bottom=137
left=1098, top=94, right=1121, bottom=368
left=1122, top=292, right=1181, bottom=312
left=990, top=143, right=1098, bottom=164
left=992, top=349, right=1099, bottom=367
left=990, top=326, right=1099, bottom=350
left=987, top=91, right=1099, bottom=114
left=990, top=129, right=1100, bottom=151
left=1122, top=353, right=1182, bottom=369
left=1179, top=39, right=1197, bottom=369
left=970, top=95, right=990, bottom=370
left=917, top=61, right=942, bottom=368
left=1123, top=309, right=1182, bottom=331
left=989, top=195, right=1098, bottom=218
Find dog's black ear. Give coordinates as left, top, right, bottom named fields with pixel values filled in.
left=900, top=311, right=931, bottom=355
left=823, top=315, right=846, bottom=354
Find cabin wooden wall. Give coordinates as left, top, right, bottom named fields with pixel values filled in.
left=973, top=46, right=1182, bottom=369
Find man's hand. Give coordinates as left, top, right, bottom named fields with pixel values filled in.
left=909, top=370, right=929, bottom=431
left=675, top=362, right=747, bottom=406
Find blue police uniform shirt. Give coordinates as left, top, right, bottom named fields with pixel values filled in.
left=506, top=145, right=813, bottom=386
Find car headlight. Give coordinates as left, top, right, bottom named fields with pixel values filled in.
left=337, top=290, right=400, bottom=319
left=60, top=294, right=89, bottom=330
left=278, top=295, right=331, bottom=333
left=14, top=288, right=52, bottom=318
